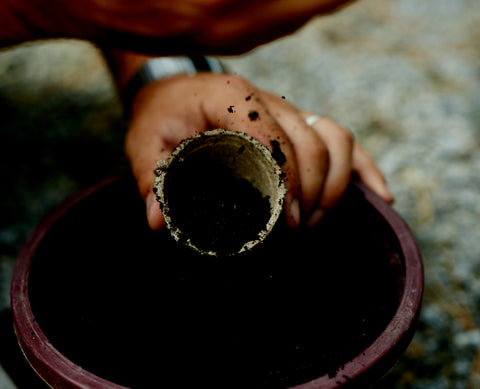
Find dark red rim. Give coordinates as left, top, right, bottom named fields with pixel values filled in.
left=11, top=177, right=423, bottom=389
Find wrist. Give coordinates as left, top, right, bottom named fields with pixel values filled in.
left=122, top=54, right=226, bottom=114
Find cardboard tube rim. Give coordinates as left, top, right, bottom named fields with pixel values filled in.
left=154, top=129, right=287, bottom=256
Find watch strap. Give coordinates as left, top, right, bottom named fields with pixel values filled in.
left=123, top=55, right=226, bottom=110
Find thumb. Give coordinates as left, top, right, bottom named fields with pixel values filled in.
left=146, top=189, right=166, bottom=230
left=125, top=122, right=169, bottom=230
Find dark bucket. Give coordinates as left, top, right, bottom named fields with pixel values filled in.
left=11, top=176, right=423, bottom=388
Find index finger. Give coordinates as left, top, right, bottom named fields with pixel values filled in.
left=200, top=75, right=302, bottom=227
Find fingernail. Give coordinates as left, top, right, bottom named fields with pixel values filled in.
left=290, top=198, right=301, bottom=227
left=306, top=209, right=325, bottom=227
left=385, top=188, right=395, bottom=204
left=146, top=191, right=156, bottom=218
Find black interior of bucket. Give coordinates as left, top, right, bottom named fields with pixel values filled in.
left=28, top=177, right=404, bottom=388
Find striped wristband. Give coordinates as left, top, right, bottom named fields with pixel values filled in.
left=122, top=55, right=226, bottom=110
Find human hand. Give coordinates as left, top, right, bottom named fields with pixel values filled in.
left=7, top=0, right=354, bottom=54
left=125, top=72, right=393, bottom=230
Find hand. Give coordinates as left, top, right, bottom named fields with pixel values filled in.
left=125, top=73, right=393, bottom=230
left=7, top=0, right=354, bottom=54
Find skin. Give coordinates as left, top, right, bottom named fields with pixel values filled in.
left=0, top=0, right=393, bottom=230
left=123, top=70, right=393, bottom=230
left=1, top=0, right=356, bottom=53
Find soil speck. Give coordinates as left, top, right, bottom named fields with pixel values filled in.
left=270, top=140, right=286, bottom=166
left=248, top=111, right=259, bottom=121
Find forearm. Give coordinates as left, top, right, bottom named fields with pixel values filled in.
left=0, top=0, right=36, bottom=47
left=0, top=0, right=87, bottom=47
left=0, top=0, right=358, bottom=55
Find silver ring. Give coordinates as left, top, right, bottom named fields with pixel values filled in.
left=305, top=114, right=322, bottom=126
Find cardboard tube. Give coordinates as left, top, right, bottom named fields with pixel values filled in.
left=154, top=129, right=287, bottom=256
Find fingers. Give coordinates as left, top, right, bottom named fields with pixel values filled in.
left=199, top=76, right=303, bottom=227
left=302, top=115, right=354, bottom=209
left=125, top=79, right=208, bottom=230
left=302, top=114, right=394, bottom=225
left=125, top=113, right=167, bottom=231
left=259, top=92, right=330, bottom=225
left=126, top=73, right=392, bottom=233
left=352, top=143, right=394, bottom=204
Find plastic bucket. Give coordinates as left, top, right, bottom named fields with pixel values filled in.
left=11, top=176, right=423, bottom=388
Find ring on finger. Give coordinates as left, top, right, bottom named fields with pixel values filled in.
left=305, top=114, right=322, bottom=126
left=305, top=114, right=355, bottom=139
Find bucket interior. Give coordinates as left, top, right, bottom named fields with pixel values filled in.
left=26, top=177, right=405, bottom=388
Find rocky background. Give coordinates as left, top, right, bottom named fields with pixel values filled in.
left=0, top=0, right=479, bottom=387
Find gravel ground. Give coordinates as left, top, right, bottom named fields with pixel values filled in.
left=1, top=0, right=479, bottom=387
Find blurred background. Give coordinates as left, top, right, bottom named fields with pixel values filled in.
left=0, top=0, right=479, bottom=387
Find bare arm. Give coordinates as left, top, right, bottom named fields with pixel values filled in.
left=0, top=0, right=36, bottom=47
left=0, top=0, right=355, bottom=54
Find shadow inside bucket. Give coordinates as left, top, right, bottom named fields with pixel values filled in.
left=28, top=177, right=403, bottom=388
